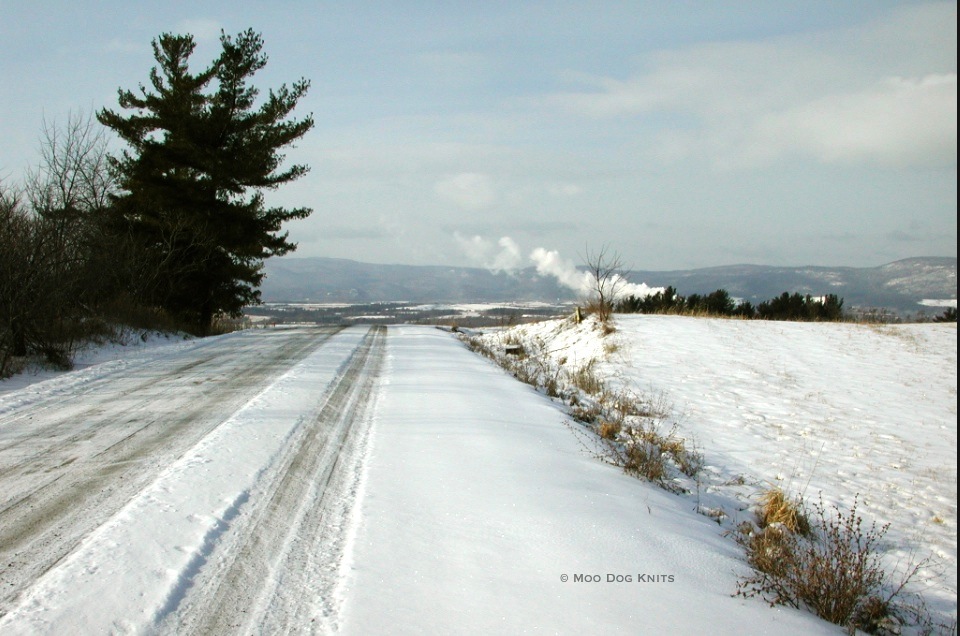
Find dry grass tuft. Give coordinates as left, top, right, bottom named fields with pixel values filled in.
left=757, top=487, right=811, bottom=536
left=569, top=359, right=604, bottom=395
left=596, top=420, right=621, bottom=440
left=602, top=422, right=703, bottom=491
left=623, top=440, right=667, bottom=482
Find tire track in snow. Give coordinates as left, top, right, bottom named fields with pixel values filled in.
left=0, top=334, right=294, bottom=481
left=0, top=328, right=262, bottom=431
left=0, top=326, right=342, bottom=616
left=162, top=325, right=386, bottom=635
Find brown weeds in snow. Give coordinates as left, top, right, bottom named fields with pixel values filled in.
left=735, top=494, right=932, bottom=634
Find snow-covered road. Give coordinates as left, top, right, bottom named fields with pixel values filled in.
left=0, top=324, right=835, bottom=634
left=0, top=326, right=340, bottom=613
left=0, top=325, right=385, bottom=634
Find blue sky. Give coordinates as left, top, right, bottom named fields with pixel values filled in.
left=1, top=1, right=955, bottom=270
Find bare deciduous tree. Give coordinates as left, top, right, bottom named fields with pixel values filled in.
left=0, top=182, right=75, bottom=369
left=0, top=112, right=119, bottom=374
left=581, top=245, right=627, bottom=323
left=0, top=184, right=31, bottom=371
left=26, top=110, right=114, bottom=221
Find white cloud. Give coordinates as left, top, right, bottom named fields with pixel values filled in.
left=434, top=172, right=496, bottom=210
left=747, top=74, right=957, bottom=167
left=546, top=2, right=957, bottom=169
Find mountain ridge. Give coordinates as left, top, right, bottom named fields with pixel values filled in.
left=261, top=256, right=957, bottom=315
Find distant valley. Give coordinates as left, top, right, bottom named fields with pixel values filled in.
left=261, top=256, right=957, bottom=317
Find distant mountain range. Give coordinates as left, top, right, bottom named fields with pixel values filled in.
left=261, top=256, right=957, bottom=316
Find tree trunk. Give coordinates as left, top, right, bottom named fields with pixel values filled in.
left=11, top=319, right=27, bottom=356
left=198, top=300, right=214, bottom=337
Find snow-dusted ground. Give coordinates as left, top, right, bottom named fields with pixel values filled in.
left=473, top=315, right=957, bottom=630
left=0, top=317, right=954, bottom=633
left=337, top=326, right=832, bottom=634
left=0, top=329, right=198, bottom=399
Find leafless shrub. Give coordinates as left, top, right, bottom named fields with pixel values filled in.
left=599, top=420, right=702, bottom=492
left=27, top=111, right=114, bottom=221
left=666, top=434, right=704, bottom=478
left=570, top=401, right=603, bottom=424
left=735, top=494, right=930, bottom=633
left=628, top=391, right=672, bottom=419
left=0, top=184, right=27, bottom=375
left=463, top=335, right=495, bottom=360
left=0, top=112, right=122, bottom=375
left=98, top=296, right=192, bottom=337
left=622, top=438, right=668, bottom=482
left=0, top=182, right=84, bottom=370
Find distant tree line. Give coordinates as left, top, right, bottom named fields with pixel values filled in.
left=933, top=307, right=957, bottom=322
left=614, top=287, right=846, bottom=321
left=1, top=29, right=312, bottom=377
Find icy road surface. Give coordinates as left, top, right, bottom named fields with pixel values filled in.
left=0, top=326, right=385, bottom=633
left=0, top=324, right=833, bottom=634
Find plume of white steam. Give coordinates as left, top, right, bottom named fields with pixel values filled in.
left=529, top=247, right=663, bottom=299
left=529, top=247, right=592, bottom=292
left=456, top=233, right=663, bottom=300
left=454, top=233, right=523, bottom=273
left=492, top=237, right=522, bottom=271
left=614, top=279, right=665, bottom=300
left=528, top=247, right=664, bottom=300
left=455, top=233, right=492, bottom=264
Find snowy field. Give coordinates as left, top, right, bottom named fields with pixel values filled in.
left=0, top=317, right=954, bottom=633
left=473, top=315, right=957, bottom=630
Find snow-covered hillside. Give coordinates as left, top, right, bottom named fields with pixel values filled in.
left=470, top=315, right=957, bottom=630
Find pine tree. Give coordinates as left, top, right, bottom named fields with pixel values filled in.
left=97, top=30, right=313, bottom=332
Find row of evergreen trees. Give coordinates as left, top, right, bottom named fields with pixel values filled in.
left=614, top=287, right=846, bottom=321
left=1, top=29, right=313, bottom=375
